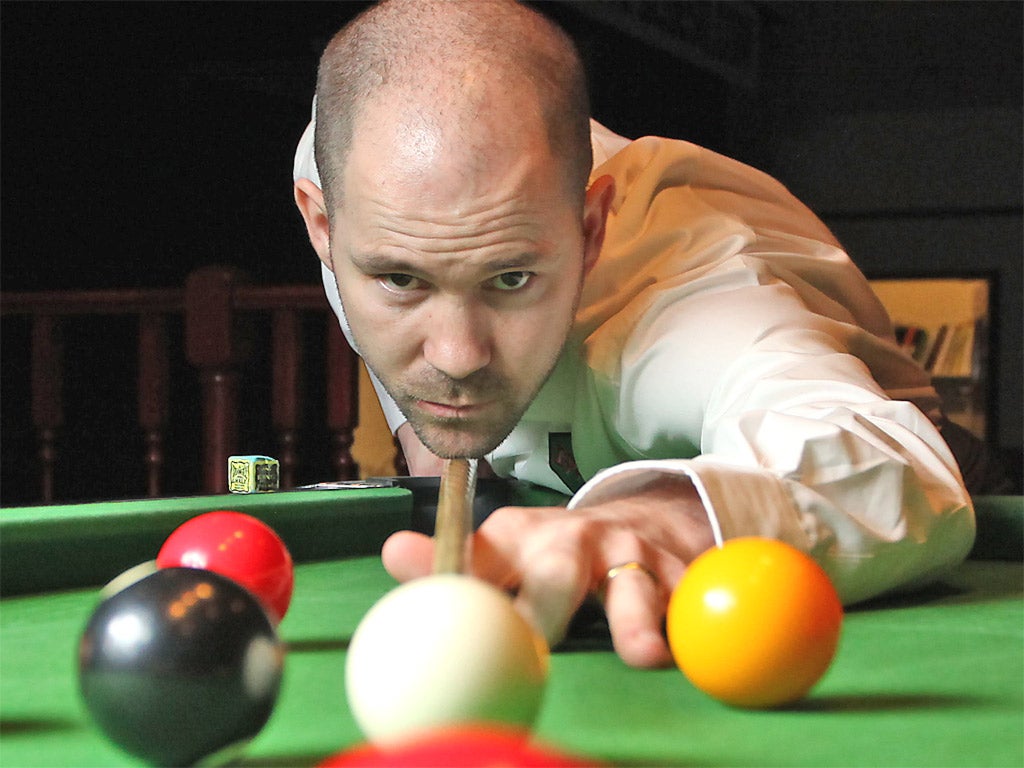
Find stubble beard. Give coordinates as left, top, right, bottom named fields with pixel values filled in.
left=386, top=356, right=560, bottom=460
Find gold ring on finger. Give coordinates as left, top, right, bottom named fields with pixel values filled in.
left=606, top=561, right=658, bottom=584
left=599, top=561, right=659, bottom=601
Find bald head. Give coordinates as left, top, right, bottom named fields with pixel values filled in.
left=313, top=0, right=592, bottom=213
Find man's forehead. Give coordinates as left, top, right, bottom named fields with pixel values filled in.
left=347, top=95, right=447, bottom=173
left=355, top=81, right=550, bottom=157
left=343, top=107, right=558, bottom=205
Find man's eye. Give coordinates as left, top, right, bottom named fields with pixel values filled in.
left=490, top=271, right=532, bottom=291
left=380, top=273, right=422, bottom=291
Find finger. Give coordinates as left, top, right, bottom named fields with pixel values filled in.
left=603, top=567, right=673, bottom=668
left=474, top=507, right=591, bottom=645
left=466, top=523, right=520, bottom=590
left=380, top=530, right=434, bottom=582
left=469, top=506, right=541, bottom=589
left=513, top=545, right=591, bottom=648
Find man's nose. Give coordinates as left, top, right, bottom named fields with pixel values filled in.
left=422, top=299, right=492, bottom=381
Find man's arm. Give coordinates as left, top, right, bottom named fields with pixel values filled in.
left=584, top=272, right=975, bottom=607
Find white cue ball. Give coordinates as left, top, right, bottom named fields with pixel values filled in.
left=100, top=560, right=159, bottom=599
left=345, top=573, right=550, bottom=744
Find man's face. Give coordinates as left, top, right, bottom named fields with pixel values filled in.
left=326, top=105, right=592, bottom=459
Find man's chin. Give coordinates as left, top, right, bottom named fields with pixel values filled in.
left=410, top=422, right=510, bottom=461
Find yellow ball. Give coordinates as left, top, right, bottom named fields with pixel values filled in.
left=667, top=537, right=843, bottom=708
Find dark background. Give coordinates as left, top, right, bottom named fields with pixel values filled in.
left=3, top=1, right=1021, bottom=502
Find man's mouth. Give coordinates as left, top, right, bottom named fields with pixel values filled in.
left=415, top=399, right=491, bottom=419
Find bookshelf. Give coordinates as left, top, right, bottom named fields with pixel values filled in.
left=870, top=278, right=990, bottom=439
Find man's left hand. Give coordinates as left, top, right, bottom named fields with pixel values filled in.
left=381, top=475, right=715, bottom=668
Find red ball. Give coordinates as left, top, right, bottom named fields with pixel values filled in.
left=318, top=726, right=602, bottom=767
left=157, top=511, right=294, bottom=623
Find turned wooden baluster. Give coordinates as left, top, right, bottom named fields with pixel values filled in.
left=31, top=315, right=63, bottom=503
left=325, top=315, right=359, bottom=479
left=137, top=313, right=169, bottom=497
left=185, top=267, right=245, bottom=494
left=271, top=309, right=302, bottom=488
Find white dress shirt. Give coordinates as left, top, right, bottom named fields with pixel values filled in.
left=295, top=115, right=975, bottom=605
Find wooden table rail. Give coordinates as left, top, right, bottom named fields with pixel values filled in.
left=1, top=266, right=361, bottom=502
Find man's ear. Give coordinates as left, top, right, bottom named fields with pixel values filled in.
left=294, top=177, right=332, bottom=269
left=581, top=174, right=615, bottom=275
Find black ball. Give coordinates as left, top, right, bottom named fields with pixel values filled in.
left=78, top=567, right=284, bottom=766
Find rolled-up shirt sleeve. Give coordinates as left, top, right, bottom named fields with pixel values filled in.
left=570, top=254, right=974, bottom=606
left=567, top=133, right=974, bottom=605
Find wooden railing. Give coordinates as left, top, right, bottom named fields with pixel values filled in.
left=1, top=266, right=362, bottom=503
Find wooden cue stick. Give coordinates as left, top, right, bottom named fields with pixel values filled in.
left=433, top=458, right=478, bottom=574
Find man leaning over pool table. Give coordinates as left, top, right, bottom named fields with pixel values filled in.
left=292, top=0, right=975, bottom=669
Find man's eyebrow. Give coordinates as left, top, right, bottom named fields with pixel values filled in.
left=350, top=253, right=419, bottom=273
left=350, top=252, right=544, bottom=273
left=485, top=252, right=543, bottom=271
